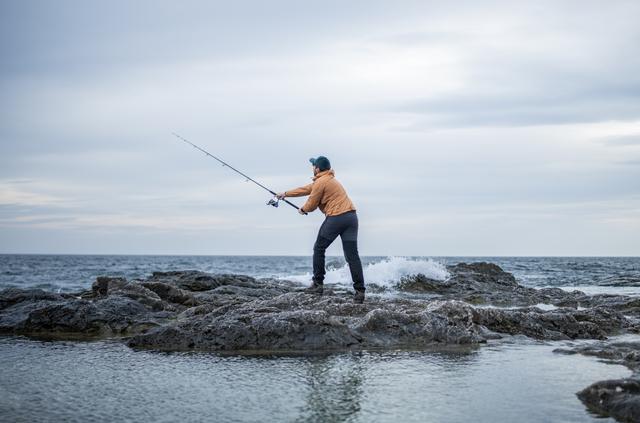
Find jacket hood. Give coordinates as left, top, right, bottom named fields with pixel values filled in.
left=312, top=169, right=335, bottom=181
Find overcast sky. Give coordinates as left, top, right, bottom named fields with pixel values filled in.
left=1, top=0, right=639, bottom=256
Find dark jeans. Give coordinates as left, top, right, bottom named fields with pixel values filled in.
left=313, top=211, right=365, bottom=292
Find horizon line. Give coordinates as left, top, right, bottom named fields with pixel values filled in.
left=0, top=253, right=638, bottom=258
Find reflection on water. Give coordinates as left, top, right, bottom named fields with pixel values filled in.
left=0, top=337, right=631, bottom=422
left=298, top=353, right=367, bottom=422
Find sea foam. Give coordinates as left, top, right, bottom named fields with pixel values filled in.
left=281, top=256, right=450, bottom=289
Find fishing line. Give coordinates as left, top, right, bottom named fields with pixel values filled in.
left=173, top=132, right=306, bottom=213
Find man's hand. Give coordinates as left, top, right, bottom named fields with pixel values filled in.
left=276, top=192, right=286, bottom=200
left=298, top=208, right=306, bottom=215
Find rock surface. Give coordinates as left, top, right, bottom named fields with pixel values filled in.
left=578, top=379, right=640, bottom=423
left=1, top=262, right=635, bottom=349
left=397, top=262, right=592, bottom=308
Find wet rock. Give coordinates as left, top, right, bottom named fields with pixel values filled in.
left=0, top=288, right=63, bottom=310
left=146, top=271, right=259, bottom=291
left=449, top=262, right=518, bottom=286
left=556, top=341, right=640, bottom=369
left=395, top=274, right=451, bottom=293
left=353, top=303, right=481, bottom=347
left=92, top=276, right=127, bottom=297
left=127, top=294, right=629, bottom=352
left=0, top=293, right=165, bottom=338
left=574, top=295, right=640, bottom=316
left=472, top=306, right=625, bottom=340
left=397, top=262, right=587, bottom=308
left=128, top=295, right=487, bottom=351
left=109, top=283, right=168, bottom=312
left=140, top=281, right=198, bottom=306
left=577, top=379, right=640, bottom=422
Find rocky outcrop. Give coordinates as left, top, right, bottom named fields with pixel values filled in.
left=578, top=379, right=640, bottom=423
left=0, top=288, right=168, bottom=338
left=555, top=341, right=640, bottom=369
left=127, top=296, right=490, bottom=351
left=395, top=262, right=587, bottom=307
left=0, top=263, right=635, bottom=351
left=556, top=294, right=640, bottom=317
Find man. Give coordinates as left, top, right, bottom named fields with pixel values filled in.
left=277, top=156, right=366, bottom=303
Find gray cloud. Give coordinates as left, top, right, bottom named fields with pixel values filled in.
left=0, top=0, right=442, bottom=77
left=394, top=49, right=640, bottom=127
left=1, top=0, right=639, bottom=255
left=397, top=90, right=640, bottom=127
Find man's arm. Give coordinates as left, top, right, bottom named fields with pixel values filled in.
left=301, top=182, right=325, bottom=213
left=280, top=183, right=313, bottom=198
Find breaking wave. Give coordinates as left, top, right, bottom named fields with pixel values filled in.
left=281, top=256, right=450, bottom=289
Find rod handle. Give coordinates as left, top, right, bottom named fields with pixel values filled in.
left=282, top=199, right=307, bottom=214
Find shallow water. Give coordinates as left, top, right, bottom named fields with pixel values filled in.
left=0, top=336, right=632, bottom=423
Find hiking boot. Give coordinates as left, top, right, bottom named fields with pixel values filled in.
left=354, top=290, right=365, bottom=304
left=304, top=282, right=324, bottom=295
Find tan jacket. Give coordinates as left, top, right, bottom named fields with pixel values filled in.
left=285, top=169, right=356, bottom=216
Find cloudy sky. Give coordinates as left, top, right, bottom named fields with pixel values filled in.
left=1, top=0, right=639, bottom=256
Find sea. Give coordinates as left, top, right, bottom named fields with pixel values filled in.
left=1, top=255, right=639, bottom=422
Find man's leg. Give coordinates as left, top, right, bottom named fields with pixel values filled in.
left=312, top=219, right=340, bottom=285
left=342, top=238, right=365, bottom=292
left=340, top=212, right=365, bottom=293
left=312, top=235, right=334, bottom=285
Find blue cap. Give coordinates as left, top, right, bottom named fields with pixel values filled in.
left=309, top=156, right=331, bottom=171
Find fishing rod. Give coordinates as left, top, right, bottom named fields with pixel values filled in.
left=173, top=132, right=307, bottom=214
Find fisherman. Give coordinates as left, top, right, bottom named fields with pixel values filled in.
left=277, top=156, right=366, bottom=303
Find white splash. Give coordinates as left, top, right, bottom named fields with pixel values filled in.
left=281, top=256, right=450, bottom=289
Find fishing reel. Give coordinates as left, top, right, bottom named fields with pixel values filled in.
left=267, top=197, right=280, bottom=208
